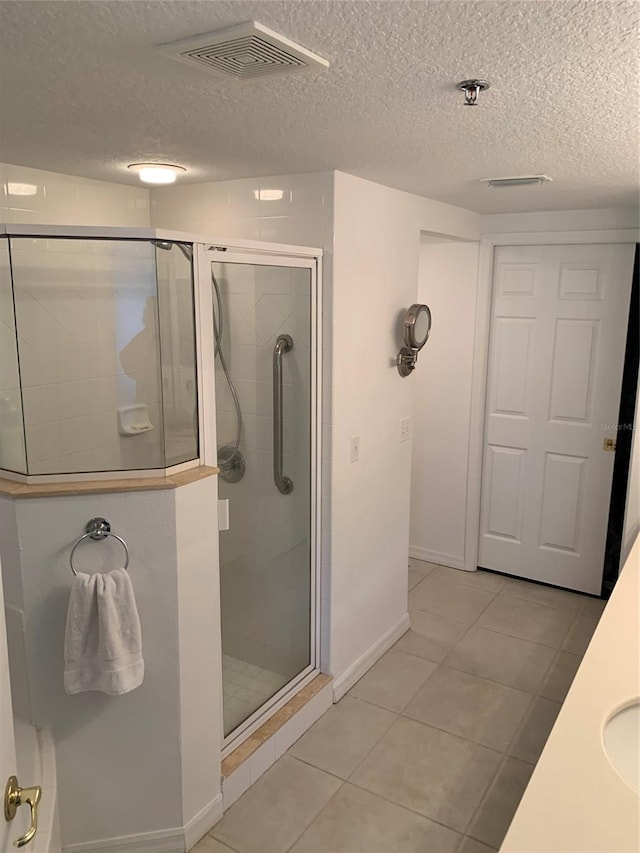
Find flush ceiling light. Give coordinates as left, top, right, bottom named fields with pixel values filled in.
left=481, top=175, right=552, bottom=189
left=7, top=182, right=38, bottom=196
left=127, top=163, right=186, bottom=185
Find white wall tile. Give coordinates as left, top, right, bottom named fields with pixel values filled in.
left=2, top=162, right=150, bottom=227
left=273, top=682, right=333, bottom=757
left=1, top=163, right=161, bottom=475
left=249, top=739, right=276, bottom=784
left=222, top=762, right=251, bottom=810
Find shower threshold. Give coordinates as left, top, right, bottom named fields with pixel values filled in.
left=221, top=671, right=332, bottom=779
left=221, top=664, right=323, bottom=760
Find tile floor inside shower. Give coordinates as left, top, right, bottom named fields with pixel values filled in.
left=197, top=560, right=606, bottom=853
left=223, top=655, right=290, bottom=734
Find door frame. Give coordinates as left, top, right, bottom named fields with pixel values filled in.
left=464, top=228, right=640, bottom=575
left=193, top=241, right=324, bottom=756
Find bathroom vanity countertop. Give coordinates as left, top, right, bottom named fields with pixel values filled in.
left=501, top=534, right=640, bottom=853
left=0, top=464, right=219, bottom=498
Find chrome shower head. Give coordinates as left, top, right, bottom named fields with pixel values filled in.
left=152, top=240, right=193, bottom=261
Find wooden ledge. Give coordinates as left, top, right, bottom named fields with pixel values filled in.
left=0, top=465, right=219, bottom=499
left=222, top=673, right=332, bottom=778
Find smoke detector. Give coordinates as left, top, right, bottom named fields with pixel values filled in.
left=160, top=21, right=330, bottom=81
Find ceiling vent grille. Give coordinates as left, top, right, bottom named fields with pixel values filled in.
left=160, top=21, right=329, bottom=81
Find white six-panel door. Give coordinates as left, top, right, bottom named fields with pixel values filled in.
left=0, top=554, right=16, bottom=852
left=479, top=244, right=635, bottom=594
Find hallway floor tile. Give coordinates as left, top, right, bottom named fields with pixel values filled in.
left=198, top=563, right=602, bottom=853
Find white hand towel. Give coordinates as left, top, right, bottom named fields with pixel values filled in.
left=64, top=568, right=144, bottom=695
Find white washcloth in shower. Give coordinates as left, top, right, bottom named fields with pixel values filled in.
left=64, top=568, right=144, bottom=695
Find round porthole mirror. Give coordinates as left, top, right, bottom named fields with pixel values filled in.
left=397, top=303, right=432, bottom=377
left=403, top=303, right=432, bottom=350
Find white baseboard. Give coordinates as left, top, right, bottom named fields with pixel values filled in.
left=184, top=794, right=224, bottom=850
left=61, top=795, right=223, bottom=853
left=409, top=546, right=466, bottom=571
left=332, top=613, right=410, bottom=702
left=63, top=828, right=184, bottom=853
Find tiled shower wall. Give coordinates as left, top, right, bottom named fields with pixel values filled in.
left=216, top=261, right=312, bottom=677
left=1, top=163, right=154, bottom=475
left=151, top=172, right=335, bottom=672
left=0, top=162, right=150, bottom=227
left=0, top=240, right=25, bottom=472
left=10, top=238, right=163, bottom=474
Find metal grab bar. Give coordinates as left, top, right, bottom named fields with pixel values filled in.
left=273, top=334, right=294, bottom=494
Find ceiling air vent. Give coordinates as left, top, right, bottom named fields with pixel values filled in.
left=160, top=21, right=330, bottom=81
left=480, top=175, right=552, bottom=189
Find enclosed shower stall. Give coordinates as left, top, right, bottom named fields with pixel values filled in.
left=208, top=249, right=320, bottom=745
left=0, top=232, right=198, bottom=476
left=0, top=226, right=322, bottom=753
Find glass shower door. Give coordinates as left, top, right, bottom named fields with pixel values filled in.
left=210, top=257, right=316, bottom=740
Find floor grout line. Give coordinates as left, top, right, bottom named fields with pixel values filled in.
left=344, top=776, right=470, bottom=841
left=462, top=751, right=510, bottom=839
left=398, top=699, right=535, bottom=757
left=353, top=623, right=583, bottom=701
left=282, top=773, right=347, bottom=853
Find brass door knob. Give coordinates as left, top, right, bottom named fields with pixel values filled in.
left=4, top=776, right=41, bottom=848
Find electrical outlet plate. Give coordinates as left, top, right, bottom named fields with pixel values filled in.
left=400, top=418, right=411, bottom=442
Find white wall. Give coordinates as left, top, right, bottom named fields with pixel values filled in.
left=409, top=238, right=479, bottom=569
left=482, top=207, right=640, bottom=234
left=11, top=490, right=182, bottom=845
left=0, top=497, right=29, bottom=720
left=1, top=162, right=150, bottom=227
left=2, top=479, right=221, bottom=850
left=175, top=476, right=223, bottom=838
left=328, top=173, right=418, bottom=686
left=328, top=177, right=480, bottom=691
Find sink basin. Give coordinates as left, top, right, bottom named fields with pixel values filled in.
left=603, top=701, right=640, bottom=794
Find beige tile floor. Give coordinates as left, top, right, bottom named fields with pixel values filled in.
left=196, top=561, right=606, bottom=853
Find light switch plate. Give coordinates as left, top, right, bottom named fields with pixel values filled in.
left=350, top=436, right=360, bottom=464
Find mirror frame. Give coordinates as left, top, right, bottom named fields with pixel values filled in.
left=402, top=303, right=432, bottom=350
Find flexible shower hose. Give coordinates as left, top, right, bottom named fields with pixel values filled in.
left=211, top=268, right=243, bottom=467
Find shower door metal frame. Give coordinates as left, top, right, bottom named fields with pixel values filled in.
left=193, top=241, right=323, bottom=756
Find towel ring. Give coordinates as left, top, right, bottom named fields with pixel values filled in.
left=69, top=517, right=130, bottom=576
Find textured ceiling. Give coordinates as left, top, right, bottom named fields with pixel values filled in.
left=0, top=0, right=638, bottom=213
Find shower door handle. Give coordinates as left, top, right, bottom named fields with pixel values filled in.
left=273, top=334, right=294, bottom=494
